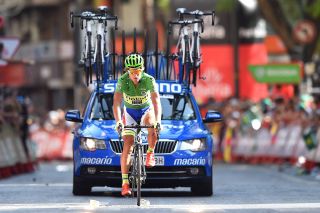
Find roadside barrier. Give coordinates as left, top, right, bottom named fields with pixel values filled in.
left=215, top=123, right=320, bottom=172
left=30, top=128, right=72, bottom=160
left=0, top=124, right=36, bottom=180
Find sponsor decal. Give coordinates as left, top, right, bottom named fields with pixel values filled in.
left=123, top=93, right=150, bottom=105
left=103, top=82, right=182, bottom=94
left=80, top=157, right=112, bottom=165
left=174, top=158, right=206, bottom=166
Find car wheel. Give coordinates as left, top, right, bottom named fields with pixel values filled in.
left=191, top=177, right=213, bottom=196
left=73, top=176, right=91, bottom=196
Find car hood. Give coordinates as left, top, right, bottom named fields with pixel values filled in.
left=80, top=120, right=209, bottom=140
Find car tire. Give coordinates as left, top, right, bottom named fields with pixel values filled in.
left=191, top=177, right=213, bottom=196
left=72, top=176, right=91, bottom=196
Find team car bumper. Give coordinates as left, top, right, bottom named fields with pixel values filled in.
left=76, top=165, right=211, bottom=188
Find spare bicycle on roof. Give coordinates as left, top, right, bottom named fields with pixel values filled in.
left=70, top=6, right=118, bottom=85
left=167, top=8, right=215, bottom=87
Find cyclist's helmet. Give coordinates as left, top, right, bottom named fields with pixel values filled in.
left=125, top=54, right=144, bottom=69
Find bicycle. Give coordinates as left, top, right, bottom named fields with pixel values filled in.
left=168, top=18, right=203, bottom=85
left=167, top=8, right=215, bottom=86
left=181, top=9, right=215, bottom=85
left=119, top=123, right=159, bottom=206
left=70, top=6, right=118, bottom=85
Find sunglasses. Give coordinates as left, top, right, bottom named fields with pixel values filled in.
left=128, top=68, right=143, bottom=75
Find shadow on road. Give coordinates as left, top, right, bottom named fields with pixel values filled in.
left=89, top=189, right=197, bottom=197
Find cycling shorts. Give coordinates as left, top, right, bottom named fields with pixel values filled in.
left=122, top=106, right=151, bottom=136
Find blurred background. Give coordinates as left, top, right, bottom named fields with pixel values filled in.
left=0, top=0, right=320, bottom=178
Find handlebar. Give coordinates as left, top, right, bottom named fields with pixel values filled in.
left=123, top=124, right=155, bottom=129
left=168, top=19, right=204, bottom=34
left=175, top=8, right=215, bottom=26
left=70, top=10, right=118, bottom=30
left=118, top=124, right=160, bottom=140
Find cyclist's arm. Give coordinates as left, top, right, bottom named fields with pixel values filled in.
left=113, top=91, right=123, bottom=123
left=151, top=92, right=162, bottom=122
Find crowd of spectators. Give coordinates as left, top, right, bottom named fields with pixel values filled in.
left=200, top=92, right=320, bottom=169
left=0, top=86, right=32, bottom=159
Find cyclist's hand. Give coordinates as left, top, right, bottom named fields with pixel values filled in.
left=115, top=121, right=123, bottom=134
left=153, top=121, right=162, bottom=133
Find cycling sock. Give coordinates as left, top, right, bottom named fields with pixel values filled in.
left=122, top=174, right=129, bottom=185
left=147, top=147, right=154, bottom=153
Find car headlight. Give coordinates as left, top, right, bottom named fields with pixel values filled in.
left=180, top=138, right=206, bottom=151
left=80, top=138, right=106, bottom=151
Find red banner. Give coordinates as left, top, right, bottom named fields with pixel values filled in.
left=0, top=63, right=25, bottom=86
left=239, top=43, right=268, bottom=101
left=192, top=45, right=234, bottom=104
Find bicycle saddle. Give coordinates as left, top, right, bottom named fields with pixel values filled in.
left=176, top=8, right=187, bottom=14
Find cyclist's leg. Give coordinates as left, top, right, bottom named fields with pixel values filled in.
left=142, top=107, right=157, bottom=149
left=121, top=109, right=137, bottom=196
left=121, top=135, right=134, bottom=175
left=122, top=109, right=138, bottom=174
left=142, top=107, right=157, bottom=167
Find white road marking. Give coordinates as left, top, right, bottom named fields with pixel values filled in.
left=0, top=183, right=72, bottom=187
left=0, top=202, right=320, bottom=210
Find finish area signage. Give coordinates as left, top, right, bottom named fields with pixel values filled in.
left=249, top=64, right=301, bottom=84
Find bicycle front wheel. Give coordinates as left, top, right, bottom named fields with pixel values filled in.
left=136, top=146, right=143, bottom=206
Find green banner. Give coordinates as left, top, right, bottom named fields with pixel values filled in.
left=249, top=64, right=301, bottom=84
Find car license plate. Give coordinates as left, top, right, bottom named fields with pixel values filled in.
left=143, top=155, right=164, bottom=166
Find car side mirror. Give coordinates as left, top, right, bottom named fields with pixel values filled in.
left=203, top=110, right=223, bottom=123
left=65, top=110, right=83, bottom=123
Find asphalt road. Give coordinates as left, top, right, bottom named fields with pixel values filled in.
left=0, top=161, right=320, bottom=213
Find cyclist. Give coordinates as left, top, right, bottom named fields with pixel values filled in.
left=113, top=53, right=162, bottom=196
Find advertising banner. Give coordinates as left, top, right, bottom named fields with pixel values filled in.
left=239, top=44, right=269, bottom=101
left=249, top=64, right=301, bottom=84
left=192, top=45, right=234, bottom=103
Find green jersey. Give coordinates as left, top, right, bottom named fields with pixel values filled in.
left=115, top=72, right=157, bottom=109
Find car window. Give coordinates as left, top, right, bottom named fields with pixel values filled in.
left=90, top=94, right=114, bottom=120
left=160, top=94, right=196, bottom=120
left=89, top=93, right=196, bottom=121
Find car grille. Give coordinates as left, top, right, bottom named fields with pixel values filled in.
left=110, top=140, right=177, bottom=154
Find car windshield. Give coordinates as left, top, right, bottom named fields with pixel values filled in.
left=160, top=94, right=196, bottom=120
left=90, top=94, right=114, bottom=120
left=89, top=93, right=196, bottom=120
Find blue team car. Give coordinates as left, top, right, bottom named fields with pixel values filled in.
left=65, top=80, right=222, bottom=196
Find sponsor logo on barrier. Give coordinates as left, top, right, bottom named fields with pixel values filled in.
left=174, top=158, right=206, bottom=166
left=103, top=82, right=182, bottom=94
left=80, top=157, right=112, bottom=165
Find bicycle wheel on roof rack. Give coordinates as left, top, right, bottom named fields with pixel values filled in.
left=184, top=36, right=191, bottom=86
left=122, top=30, right=126, bottom=66
left=96, top=35, right=103, bottom=82
left=143, top=30, right=148, bottom=71
left=165, top=31, right=171, bottom=80
left=87, top=32, right=93, bottom=85
left=112, top=28, right=116, bottom=79
left=192, top=33, right=199, bottom=86
left=133, top=28, right=137, bottom=53
left=155, top=29, right=159, bottom=79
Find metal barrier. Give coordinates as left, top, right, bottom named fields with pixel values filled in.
left=0, top=124, right=36, bottom=179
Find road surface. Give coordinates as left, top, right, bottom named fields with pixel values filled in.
left=0, top=161, right=320, bottom=212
